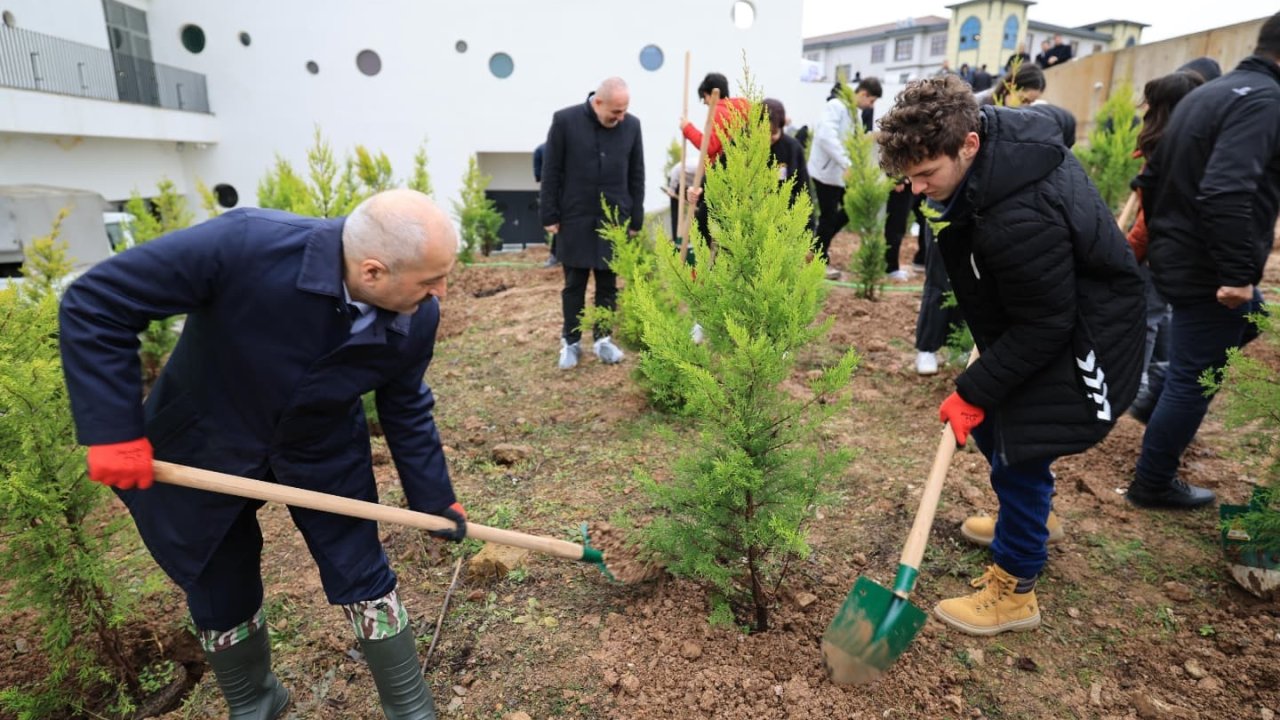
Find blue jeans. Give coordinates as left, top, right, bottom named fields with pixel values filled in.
left=1135, top=292, right=1265, bottom=487
left=971, top=423, right=1057, bottom=580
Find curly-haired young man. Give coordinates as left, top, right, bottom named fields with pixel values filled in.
left=877, top=75, right=1145, bottom=635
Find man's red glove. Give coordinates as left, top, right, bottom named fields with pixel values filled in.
left=87, top=438, right=154, bottom=490
left=429, top=501, right=467, bottom=542
left=939, top=392, right=984, bottom=448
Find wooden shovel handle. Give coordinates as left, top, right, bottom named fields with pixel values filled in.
left=898, top=347, right=979, bottom=572
left=151, top=461, right=589, bottom=561
left=678, top=87, right=721, bottom=259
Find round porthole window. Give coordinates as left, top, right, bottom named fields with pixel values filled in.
left=238, top=31, right=251, bottom=47
left=305, top=60, right=319, bottom=74
left=731, top=1, right=756, bottom=30
left=356, top=49, right=382, bottom=76
left=489, top=52, right=514, bottom=79
left=639, top=44, right=664, bottom=71
left=180, top=24, right=206, bottom=53
left=455, top=40, right=468, bottom=53
left=213, top=184, right=239, bottom=208
left=2, top=10, right=16, bottom=28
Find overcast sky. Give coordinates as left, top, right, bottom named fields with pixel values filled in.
left=801, top=0, right=1276, bottom=44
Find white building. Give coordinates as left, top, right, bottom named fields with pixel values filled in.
left=0, top=0, right=804, bottom=247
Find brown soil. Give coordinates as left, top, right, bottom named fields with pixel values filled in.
left=3, top=234, right=1278, bottom=720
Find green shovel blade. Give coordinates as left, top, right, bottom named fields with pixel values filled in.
left=821, top=575, right=927, bottom=684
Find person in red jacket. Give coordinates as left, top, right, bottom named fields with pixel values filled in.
left=680, top=72, right=751, bottom=252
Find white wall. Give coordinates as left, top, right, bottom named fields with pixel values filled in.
left=116, top=0, right=805, bottom=219
left=0, top=87, right=220, bottom=143
left=0, top=133, right=203, bottom=203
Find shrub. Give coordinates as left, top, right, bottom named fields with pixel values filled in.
left=0, top=231, right=139, bottom=717
left=1075, top=82, right=1144, bottom=214
left=123, top=179, right=193, bottom=387
left=408, top=137, right=434, bottom=197
left=453, top=155, right=504, bottom=262
left=838, top=86, right=894, bottom=300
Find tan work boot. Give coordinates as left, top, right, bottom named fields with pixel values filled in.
left=935, top=564, right=1041, bottom=636
left=960, top=511, right=1065, bottom=547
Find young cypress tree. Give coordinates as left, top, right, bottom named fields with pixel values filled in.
left=452, top=155, right=504, bottom=261
left=0, top=229, right=139, bottom=717
left=123, top=179, right=194, bottom=386
left=838, top=86, right=895, bottom=300
left=632, top=80, right=858, bottom=631
left=1075, top=82, right=1144, bottom=213
left=408, top=137, right=434, bottom=197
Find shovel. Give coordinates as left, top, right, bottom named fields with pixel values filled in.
left=821, top=348, right=977, bottom=684
left=821, top=423, right=958, bottom=683
left=151, top=461, right=614, bottom=577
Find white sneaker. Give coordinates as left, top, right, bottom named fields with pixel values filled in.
left=558, top=339, right=581, bottom=369
left=824, top=267, right=841, bottom=280
left=691, top=322, right=705, bottom=345
left=593, top=336, right=625, bottom=364
left=888, top=269, right=911, bottom=281
left=916, top=350, right=939, bottom=376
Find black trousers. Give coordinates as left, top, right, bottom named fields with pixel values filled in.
left=562, top=265, right=617, bottom=343
left=812, top=180, right=847, bottom=262
left=914, top=227, right=963, bottom=353
left=886, top=186, right=928, bottom=273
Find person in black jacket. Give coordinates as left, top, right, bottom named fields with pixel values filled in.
left=1128, top=15, right=1280, bottom=509
left=762, top=98, right=811, bottom=218
left=540, top=77, right=645, bottom=369
left=877, top=75, right=1145, bottom=636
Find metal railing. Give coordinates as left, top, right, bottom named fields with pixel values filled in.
left=0, top=24, right=209, bottom=113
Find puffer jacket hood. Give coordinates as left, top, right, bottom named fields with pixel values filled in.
left=968, top=106, right=1066, bottom=212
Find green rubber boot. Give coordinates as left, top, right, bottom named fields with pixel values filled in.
left=359, top=626, right=437, bottom=719
left=203, top=624, right=291, bottom=719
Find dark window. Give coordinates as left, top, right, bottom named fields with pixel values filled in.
left=894, top=37, right=913, bottom=61
left=871, top=43, right=885, bottom=63
left=213, top=184, right=238, bottom=208
left=455, top=40, right=467, bottom=53
left=930, top=34, right=946, bottom=56
left=305, top=60, right=319, bottom=74
left=180, top=24, right=205, bottom=54
left=238, top=31, right=251, bottom=47
left=103, top=0, right=158, bottom=105
left=356, top=49, right=381, bottom=76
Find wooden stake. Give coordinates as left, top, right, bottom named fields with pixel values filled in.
left=679, top=87, right=721, bottom=263
left=675, top=51, right=691, bottom=253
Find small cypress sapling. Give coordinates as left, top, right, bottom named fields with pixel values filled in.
left=196, top=179, right=221, bottom=218
left=408, top=137, right=434, bottom=197
left=453, top=155, right=504, bottom=262
left=256, top=155, right=311, bottom=213
left=632, top=80, right=858, bottom=631
left=1205, top=313, right=1280, bottom=551
left=838, top=86, right=895, bottom=300
left=354, top=144, right=395, bottom=193
left=0, top=231, right=140, bottom=717
left=124, top=179, right=194, bottom=387
left=1075, top=82, right=1144, bottom=214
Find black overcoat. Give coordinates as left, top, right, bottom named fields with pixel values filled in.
left=539, top=94, right=644, bottom=269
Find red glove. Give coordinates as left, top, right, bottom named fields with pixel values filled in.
left=87, top=438, right=154, bottom=490
left=939, top=392, right=984, bottom=448
left=429, top=501, right=467, bottom=542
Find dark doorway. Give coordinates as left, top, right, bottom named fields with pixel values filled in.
left=487, top=190, right=543, bottom=249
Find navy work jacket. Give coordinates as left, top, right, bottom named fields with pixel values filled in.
left=59, top=208, right=455, bottom=586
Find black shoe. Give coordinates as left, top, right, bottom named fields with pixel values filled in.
left=1125, top=477, right=1216, bottom=509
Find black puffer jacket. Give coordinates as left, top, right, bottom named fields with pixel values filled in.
left=1138, top=55, right=1280, bottom=304
left=937, top=105, right=1145, bottom=465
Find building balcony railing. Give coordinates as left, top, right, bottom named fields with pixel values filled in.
left=0, top=24, right=209, bottom=113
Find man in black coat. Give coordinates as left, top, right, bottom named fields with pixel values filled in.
left=878, top=75, right=1145, bottom=636
left=1128, top=14, right=1280, bottom=509
left=540, top=76, right=644, bottom=369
